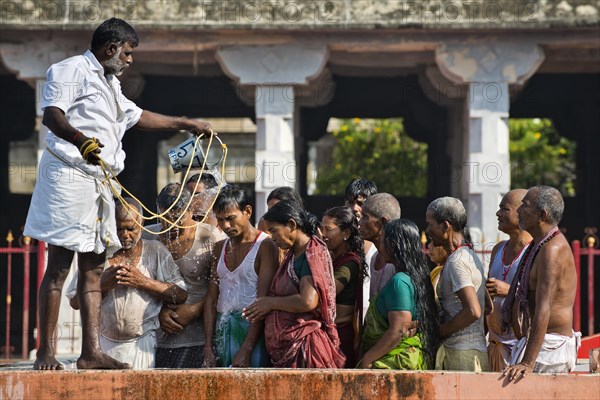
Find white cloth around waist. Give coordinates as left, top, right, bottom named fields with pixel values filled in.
left=24, top=150, right=121, bottom=257
left=510, top=331, right=581, bottom=371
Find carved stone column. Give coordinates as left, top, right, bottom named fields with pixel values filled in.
left=216, top=44, right=329, bottom=218
left=429, top=41, right=544, bottom=247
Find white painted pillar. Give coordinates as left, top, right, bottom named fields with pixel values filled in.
left=462, top=82, right=510, bottom=245
left=216, top=45, right=328, bottom=219
left=254, top=86, right=296, bottom=218
left=434, top=42, right=545, bottom=247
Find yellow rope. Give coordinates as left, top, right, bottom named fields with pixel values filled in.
left=80, top=138, right=101, bottom=163
left=96, top=132, right=228, bottom=235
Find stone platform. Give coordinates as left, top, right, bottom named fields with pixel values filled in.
left=1, top=369, right=599, bottom=400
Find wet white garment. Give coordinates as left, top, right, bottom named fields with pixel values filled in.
left=66, top=240, right=185, bottom=368
left=41, top=50, right=142, bottom=178
left=144, top=223, right=225, bottom=348
left=24, top=150, right=122, bottom=257
left=216, top=231, right=269, bottom=313
left=486, top=241, right=531, bottom=369
left=510, top=331, right=582, bottom=372
left=100, top=331, right=156, bottom=370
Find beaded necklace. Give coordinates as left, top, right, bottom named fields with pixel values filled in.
left=500, top=241, right=532, bottom=281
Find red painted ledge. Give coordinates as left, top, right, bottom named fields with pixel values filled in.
left=1, top=369, right=599, bottom=400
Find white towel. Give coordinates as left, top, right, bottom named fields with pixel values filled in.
left=510, top=330, right=581, bottom=373
left=99, top=331, right=157, bottom=370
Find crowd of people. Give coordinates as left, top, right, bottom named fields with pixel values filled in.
left=25, top=18, right=580, bottom=378
left=49, top=173, right=583, bottom=376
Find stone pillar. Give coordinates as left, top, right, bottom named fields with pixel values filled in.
left=431, top=42, right=544, bottom=247
left=216, top=45, right=328, bottom=219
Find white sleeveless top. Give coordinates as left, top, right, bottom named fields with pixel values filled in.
left=216, top=231, right=269, bottom=314
left=487, top=240, right=530, bottom=341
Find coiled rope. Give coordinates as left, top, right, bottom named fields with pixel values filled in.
left=82, top=133, right=228, bottom=235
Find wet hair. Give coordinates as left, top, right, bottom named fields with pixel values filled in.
left=362, top=193, right=401, bottom=220
left=263, top=201, right=319, bottom=237
left=344, top=178, right=378, bottom=202
left=186, top=173, right=218, bottom=190
left=382, top=218, right=440, bottom=367
left=91, top=18, right=139, bottom=52
left=427, top=197, right=467, bottom=232
left=213, top=185, right=251, bottom=214
left=532, top=185, right=564, bottom=225
left=323, top=206, right=368, bottom=279
left=267, top=186, right=303, bottom=208
left=156, top=183, right=192, bottom=212
left=115, top=197, right=142, bottom=221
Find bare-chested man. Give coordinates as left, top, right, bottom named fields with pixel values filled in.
left=203, top=185, right=278, bottom=367
left=503, top=186, right=579, bottom=380
left=486, top=189, right=532, bottom=371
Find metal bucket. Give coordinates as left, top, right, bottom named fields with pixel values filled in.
left=167, top=135, right=225, bottom=173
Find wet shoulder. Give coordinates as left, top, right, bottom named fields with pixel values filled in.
left=141, top=223, right=161, bottom=240
left=142, top=238, right=170, bottom=256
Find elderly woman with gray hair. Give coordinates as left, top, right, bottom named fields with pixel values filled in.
left=425, top=197, right=489, bottom=372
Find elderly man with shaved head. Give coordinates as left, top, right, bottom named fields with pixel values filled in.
left=68, top=198, right=187, bottom=369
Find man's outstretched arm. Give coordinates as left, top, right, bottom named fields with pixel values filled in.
left=134, top=110, right=213, bottom=137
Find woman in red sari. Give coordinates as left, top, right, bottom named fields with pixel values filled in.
left=321, top=206, right=367, bottom=367
left=242, top=201, right=345, bottom=368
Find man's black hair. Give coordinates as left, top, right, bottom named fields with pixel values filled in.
left=186, top=173, right=218, bottom=190
left=344, top=178, right=378, bottom=201
left=213, top=185, right=252, bottom=214
left=91, top=18, right=139, bottom=52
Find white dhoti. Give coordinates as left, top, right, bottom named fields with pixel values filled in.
left=510, top=331, right=582, bottom=373
left=100, top=331, right=157, bottom=370
left=24, top=150, right=121, bottom=257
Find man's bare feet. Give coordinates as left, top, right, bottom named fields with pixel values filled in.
left=77, top=352, right=131, bottom=369
left=33, top=352, right=65, bottom=370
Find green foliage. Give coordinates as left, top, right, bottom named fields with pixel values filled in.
left=315, top=118, right=428, bottom=197
left=509, top=119, right=576, bottom=197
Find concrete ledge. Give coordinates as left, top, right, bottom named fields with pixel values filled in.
left=1, top=369, right=599, bottom=400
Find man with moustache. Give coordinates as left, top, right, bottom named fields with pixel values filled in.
left=24, top=18, right=213, bottom=370
left=486, top=190, right=532, bottom=371
left=503, top=186, right=580, bottom=380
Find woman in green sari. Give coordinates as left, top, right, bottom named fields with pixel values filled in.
left=358, top=218, right=439, bottom=369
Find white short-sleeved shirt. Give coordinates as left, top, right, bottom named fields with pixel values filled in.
left=438, top=246, right=487, bottom=352
left=41, top=50, right=143, bottom=178
left=66, top=240, right=186, bottom=342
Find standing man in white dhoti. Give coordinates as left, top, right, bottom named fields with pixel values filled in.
left=24, top=18, right=213, bottom=370
left=503, top=186, right=580, bottom=380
